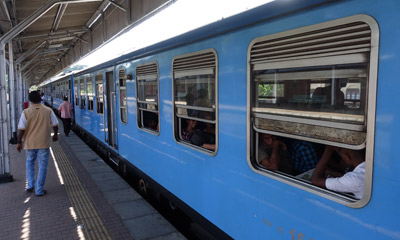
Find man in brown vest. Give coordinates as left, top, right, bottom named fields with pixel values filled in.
left=16, top=91, right=59, bottom=196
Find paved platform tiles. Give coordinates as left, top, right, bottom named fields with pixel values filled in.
left=0, top=120, right=185, bottom=240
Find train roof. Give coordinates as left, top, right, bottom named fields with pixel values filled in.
left=47, top=0, right=334, bottom=83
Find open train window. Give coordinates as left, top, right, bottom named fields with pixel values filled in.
left=119, top=69, right=127, bottom=124
left=74, top=79, right=79, bottom=106
left=173, top=49, right=218, bottom=154
left=95, top=74, right=104, bottom=114
left=87, top=75, right=94, bottom=111
left=79, top=78, right=86, bottom=109
left=136, top=62, right=159, bottom=133
left=248, top=15, right=378, bottom=207
left=55, top=83, right=59, bottom=98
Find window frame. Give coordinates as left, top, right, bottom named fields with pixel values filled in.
left=95, top=73, right=104, bottom=115
left=246, top=15, right=379, bottom=208
left=79, top=77, right=86, bottom=109
left=172, top=49, right=218, bottom=155
left=74, top=78, right=79, bottom=106
left=135, top=62, right=160, bottom=135
left=118, top=68, right=128, bottom=124
left=86, top=74, right=94, bottom=111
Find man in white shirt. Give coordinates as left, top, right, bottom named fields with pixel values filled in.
left=312, top=146, right=365, bottom=199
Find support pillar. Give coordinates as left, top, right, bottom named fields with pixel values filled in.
left=8, top=41, right=17, bottom=144
left=18, top=68, right=23, bottom=114
left=0, top=43, right=12, bottom=182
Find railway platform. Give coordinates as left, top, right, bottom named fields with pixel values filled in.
left=0, top=120, right=185, bottom=240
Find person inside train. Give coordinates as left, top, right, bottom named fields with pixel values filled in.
left=143, top=111, right=158, bottom=131
left=185, top=87, right=195, bottom=116
left=311, top=79, right=347, bottom=109
left=311, top=145, right=365, bottom=199
left=258, top=133, right=293, bottom=174
left=202, top=112, right=215, bottom=143
left=194, top=89, right=209, bottom=107
left=287, top=139, right=320, bottom=175
left=182, top=119, right=215, bottom=151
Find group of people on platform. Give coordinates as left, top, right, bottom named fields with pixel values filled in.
left=258, top=133, right=365, bottom=199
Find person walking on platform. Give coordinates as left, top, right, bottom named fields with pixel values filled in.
left=58, top=96, right=74, bottom=136
left=16, top=91, right=59, bottom=196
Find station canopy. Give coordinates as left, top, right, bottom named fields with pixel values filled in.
left=0, top=0, right=171, bottom=86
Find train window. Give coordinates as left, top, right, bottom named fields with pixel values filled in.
left=55, top=83, right=59, bottom=98
left=79, top=78, right=86, bottom=109
left=95, top=74, right=104, bottom=114
left=68, top=80, right=71, bottom=100
left=253, top=64, right=367, bottom=145
left=87, top=75, right=94, bottom=111
left=60, top=82, right=63, bottom=98
left=74, top=79, right=79, bottom=106
left=64, top=82, right=66, bottom=97
left=136, top=63, right=159, bottom=133
left=173, top=49, right=218, bottom=153
left=119, top=69, right=127, bottom=124
left=60, top=82, right=64, bottom=98
left=248, top=16, right=378, bottom=205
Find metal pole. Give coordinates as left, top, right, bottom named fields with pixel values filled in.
left=15, top=40, right=47, bottom=64
left=8, top=41, right=17, bottom=143
left=0, top=42, right=12, bottom=182
left=17, top=65, right=23, bottom=120
left=24, top=79, right=28, bottom=102
left=1, top=0, right=102, bottom=45
left=0, top=0, right=102, bottom=183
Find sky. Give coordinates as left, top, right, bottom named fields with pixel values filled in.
left=51, top=0, right=274, bottom=81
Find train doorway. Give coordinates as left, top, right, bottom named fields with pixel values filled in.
left=106, top=71, right=117, bottom=149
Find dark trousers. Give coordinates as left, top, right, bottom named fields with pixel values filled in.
left=62, top=118, right=72, bottom=136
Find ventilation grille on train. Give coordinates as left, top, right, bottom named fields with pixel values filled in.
left=136, top=63, right=158, bottom=77
left=250, top=22, right=371, bottom=65
left=118, top=69, right=125, bottom=79
left=173, top=51, right=216, bottom=72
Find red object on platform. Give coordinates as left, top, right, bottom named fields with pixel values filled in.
left=24, top=102, right=29, bottom=109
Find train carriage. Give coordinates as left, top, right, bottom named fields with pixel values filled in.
left=40, top=0, right=400, bottom=239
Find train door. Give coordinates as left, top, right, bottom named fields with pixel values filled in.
left=68, top=79, right=72, bottom=102
left=105, top=71, right=117, bottom=149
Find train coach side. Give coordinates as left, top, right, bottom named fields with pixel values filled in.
left=44, top=1, right=400, bottom=239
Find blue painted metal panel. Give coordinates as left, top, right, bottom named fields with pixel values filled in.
left=52, top=97, right=63, bottom=110
left=113, top=1, right=400, bottom=239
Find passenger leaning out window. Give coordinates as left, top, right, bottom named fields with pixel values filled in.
left=312, top=146, right=365, bottom=199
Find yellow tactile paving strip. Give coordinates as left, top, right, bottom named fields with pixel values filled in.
left=50, top=141, right=112, bottom=240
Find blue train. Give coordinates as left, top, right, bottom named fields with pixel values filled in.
left=39, top=0, right=400, bottom=239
